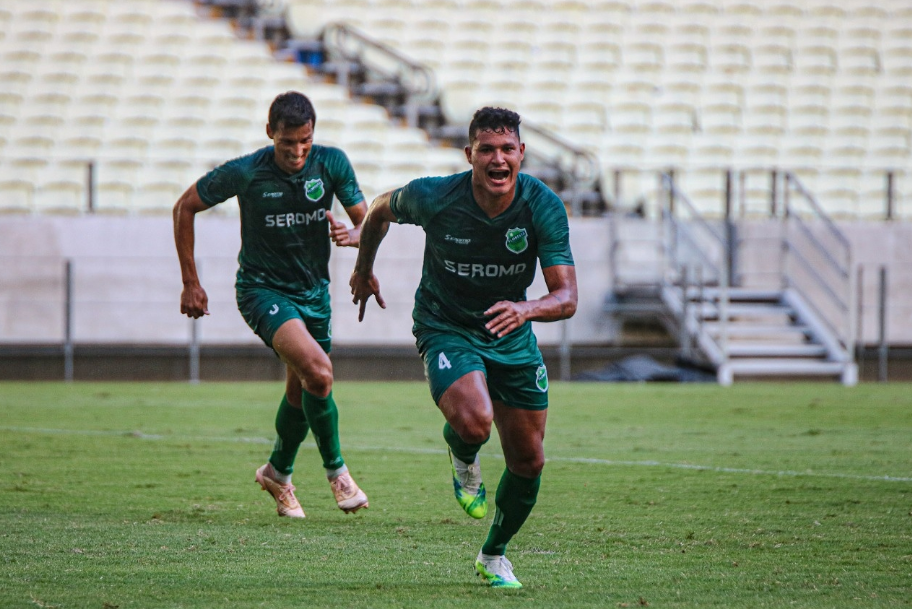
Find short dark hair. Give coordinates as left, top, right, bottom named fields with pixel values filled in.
left=468, top=107, right=521, bottom=143
left=268, top=91, right=317, bottom=131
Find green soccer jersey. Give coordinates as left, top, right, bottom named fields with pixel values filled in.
left=389, top=171, right=574, bottom=359
left=196, top=145, right=363, bottom=295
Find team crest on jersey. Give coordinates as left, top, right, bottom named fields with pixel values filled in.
left=304, top=178, right=324, bottom=202
left=505, top=227, right=528, bottom=254
left=535, top=365, right=548, bottom=392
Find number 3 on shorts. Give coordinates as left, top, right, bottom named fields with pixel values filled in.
left=438, top=352, right=452, bottom=370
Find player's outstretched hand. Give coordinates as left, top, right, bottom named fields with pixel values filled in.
left=328, top=211, right=359, bottom=247
left=350, top=271, right=386, bottom=322
left=484, top=300, right=529, bottom=338
left=180, top=283, right=210, bottom=319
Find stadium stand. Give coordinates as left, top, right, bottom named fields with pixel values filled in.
left=278, top=0, right=910, bottom=219
left=0, top=0, right=472, bottom=215
left=0, top=0, right=909, bottom=220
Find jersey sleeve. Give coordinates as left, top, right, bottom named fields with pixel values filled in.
left=389, top=174, right=466, bottom=227
left=533, top=189, right=575, bottom=269
left=389, top=176, right=433, bottom=227
left=195, top=156, right=252, bottom=207
left=324, top=147, right=364, bottom=208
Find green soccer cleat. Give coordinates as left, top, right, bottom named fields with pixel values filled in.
left=448, top=448, right=487, bottom=519
left=474, top=552, right=523, bottom=589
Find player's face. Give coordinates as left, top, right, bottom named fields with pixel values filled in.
left=267, top=120, right=314, bottom=174
left=466, top=128, right=524, bottom=201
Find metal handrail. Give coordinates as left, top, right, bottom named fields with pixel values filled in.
left=789, top=213, right=851, bottom=281
left=783, top=172, right=855, bottom=354
left=322, top=22, right=437, bottom=103
left=661, top=174, right=727, bottom=244
left=786, top=174, right=853, bottom=252
left=522, top=122, right=601, bottom=189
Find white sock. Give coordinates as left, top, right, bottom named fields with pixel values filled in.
left=326, top=464, right=348, bottom=479
left=271, top=465, right=292, bottom=484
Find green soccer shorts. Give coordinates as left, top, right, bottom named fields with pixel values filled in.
left=416, top=330, right=549, bottom=411
left=236, top=286, right=332, bottom=354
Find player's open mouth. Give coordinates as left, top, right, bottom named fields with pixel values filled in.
left=488, top=169, right=510, bottom=182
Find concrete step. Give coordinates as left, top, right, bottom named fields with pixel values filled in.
left=723, top=359, right=846, bottom=376
left=686, top=287, right=782, bottom=302
left=697, top=303, right=794, bottom=319
left=703, top=323, right=811, bottom=337
left=725, top=343, right=828, bottom=358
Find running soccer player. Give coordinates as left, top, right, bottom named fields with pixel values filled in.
left=174, top=91, right=369, bottom=519
left=350, top=107, right=577, bottom=588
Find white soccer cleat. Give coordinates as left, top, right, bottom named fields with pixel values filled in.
left=329, top=470, right=369, bottom=514
left=255, top=463, right=305, bottom=518
left=474, top=552, right=523, bottom=589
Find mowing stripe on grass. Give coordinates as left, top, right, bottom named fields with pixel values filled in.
left=3, top=425, right=911, bottom=483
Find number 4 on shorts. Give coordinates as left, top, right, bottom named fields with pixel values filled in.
left=438, top=352, right=452, bottom=370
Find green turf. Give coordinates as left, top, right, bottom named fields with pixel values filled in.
left=1, top=381, right=910, bottom=608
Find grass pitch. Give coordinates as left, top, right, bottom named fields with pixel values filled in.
left=1, top=381, right=910, bottom=608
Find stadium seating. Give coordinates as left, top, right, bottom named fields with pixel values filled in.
left=0, top=0, right=468, bottom=216
left=281, top=0, right=910, bottom=219
left=1, top=0, right=910, bottom=220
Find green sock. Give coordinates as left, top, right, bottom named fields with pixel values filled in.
left=302, top=390, right=344, bottom=471
left=443, top=422, right=487, bottom=464
left=481, top=468, right=541, bottom=556
left=268, top=395, right=309, bottom=476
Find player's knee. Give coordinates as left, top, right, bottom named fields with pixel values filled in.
left=513, top=457, right=545, bottom=479
left=457, top=413, right=492, bottom=445
left=301, top=363, right=333, bottom=398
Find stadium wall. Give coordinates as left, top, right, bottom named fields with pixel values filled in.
left=0, top=215, right=909, bottom=381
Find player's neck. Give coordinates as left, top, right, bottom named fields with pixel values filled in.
left=472, top=185, right=515, bottom=219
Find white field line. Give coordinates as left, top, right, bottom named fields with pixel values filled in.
left=3, top=425, right=911, bottom=483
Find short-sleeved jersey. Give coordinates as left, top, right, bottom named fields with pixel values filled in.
left=196, top=145, right=363, bottom=295
left=389, top=171, right=574, bottom=358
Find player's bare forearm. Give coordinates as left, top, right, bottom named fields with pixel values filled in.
left=484, top=265, right=577, bottom=338
left=353, top=192, right=395, bottom=275
left=350, top=192, right=396, bottom=320
left=173, top=183, right=210, bottom=317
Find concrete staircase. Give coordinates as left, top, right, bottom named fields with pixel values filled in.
left=606, top=171, right=858, bottom=385
left=662, top=286, right=857, bottom=385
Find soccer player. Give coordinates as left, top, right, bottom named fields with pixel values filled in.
left=349, top=107, right=577, bottom=588
left=174, top=91, right=369, bottom=519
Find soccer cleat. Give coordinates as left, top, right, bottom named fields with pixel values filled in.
left=474, top=552, right=523, bottom=589
left=329, top=470, right=369, bottom=514
left=449, top=448, right=487, bottom=519
left=255, top=463, right=305, bottom=518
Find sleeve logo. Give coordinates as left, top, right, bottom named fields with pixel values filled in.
left=304, top=178, right=325, bottom=202
left=505, top=227, right=528, bottom=254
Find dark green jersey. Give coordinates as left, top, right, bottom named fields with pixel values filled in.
left=196, top=145, right=363, bottom=295
left=389, top=171, right=574, bottom=353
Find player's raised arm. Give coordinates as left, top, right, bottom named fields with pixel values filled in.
left=484, top=264, right=578, bottom=338
left=349, top=191, right=397, bottom=321
left=173, top=182, right=211, bottom=318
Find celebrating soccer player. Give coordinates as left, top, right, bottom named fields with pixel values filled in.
left=174, top=91, right=369, bottom=519
left=350, top=107, right=578, bottom=588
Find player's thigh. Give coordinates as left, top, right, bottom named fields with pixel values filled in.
left=237, top=288, right=332, bottom=354
left=486, top=358, right=550, bottom=411
left=438, top=370, right=493, bottom=436
left=418, top=331, right=484, bottom=403
left=418, top=331, right=492, bottom=424
left=272, top=318, right=332, bottom=382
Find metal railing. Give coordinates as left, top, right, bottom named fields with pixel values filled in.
left=782, top=172, right=856, bottom=360
left=321, top=22, right=437, bottom=126
left=659, top=171, right=731, bottom=364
